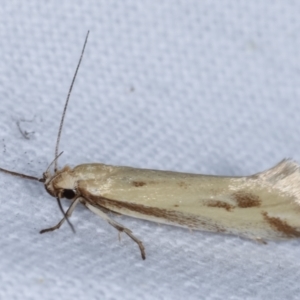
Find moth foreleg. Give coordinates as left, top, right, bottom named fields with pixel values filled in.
left=85, top=203, right=146, bottom=260
left=40, top=197, right=80, bottom=234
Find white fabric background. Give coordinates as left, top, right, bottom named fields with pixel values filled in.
left=1, top=1, right=300, bottom=299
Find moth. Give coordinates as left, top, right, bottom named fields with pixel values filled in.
left=1, top=31, right=300, bottom=260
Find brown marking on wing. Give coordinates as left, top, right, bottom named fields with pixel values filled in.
left=100, top=197, right=191, bottom=226
left=80, top=189, right=226, bottom=232
left=132, top=181, right=146, bottom=187
left=206, top=200, right=234, bottom=211
left=174, top=204, right=179, bottom=207
left=262, top=211, right=300, bottom=237
left=233, top=192, right=261, bottom=208
left=178, top=181, right=188, bottom=189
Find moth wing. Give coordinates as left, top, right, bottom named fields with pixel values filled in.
left=76, top=160, right=300, bottom=240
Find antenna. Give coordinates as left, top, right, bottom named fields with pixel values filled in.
left=54, top=31, right=90, bottom=172
left=0, top=167, right=42, bottom=182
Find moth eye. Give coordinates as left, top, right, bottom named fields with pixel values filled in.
left=62, top=189, right=76, bottom=199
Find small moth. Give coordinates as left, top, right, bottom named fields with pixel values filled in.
left=2, top=31, right=300, bottom=260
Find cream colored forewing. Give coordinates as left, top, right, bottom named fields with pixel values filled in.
left=75, top=160, right=300, bottom=240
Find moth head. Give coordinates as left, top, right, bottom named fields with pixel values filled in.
left=44, top=165, right=78, bottom=200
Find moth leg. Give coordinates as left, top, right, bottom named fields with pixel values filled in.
left=40, top=197, right=80, bottom=234
left=86, top=203, right=146, bottom=260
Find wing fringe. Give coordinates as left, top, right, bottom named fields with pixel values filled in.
left=255, top=159, right=300, bottom=201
